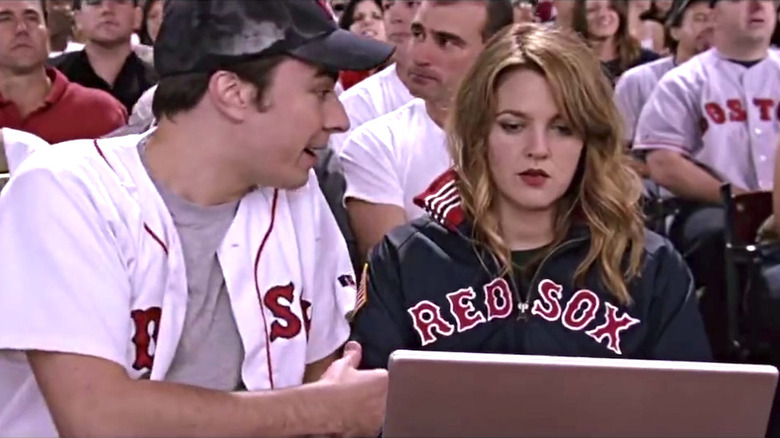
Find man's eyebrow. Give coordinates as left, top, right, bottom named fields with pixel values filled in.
left=314, top=67, right=339, bottom=82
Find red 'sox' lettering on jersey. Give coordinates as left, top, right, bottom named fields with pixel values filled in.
left=130, top=307, right=162, bottom=371
left=264, top=283, right=304, bottom=342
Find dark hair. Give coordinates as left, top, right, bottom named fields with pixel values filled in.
left=640, top=0, right=668, bottom=22
left=39, top=0, right=48, bottom=22
left=139, top=0, right=161, bottom=45
left=338, top=0, right=383, bottom=30
left=572, top=0, right=641, bottom=75
left=152, top=55, right=286, bottom=120
left=72, top=0, right=139, bottom=11
left=482, top=0, right=514, bottom=41
left=664, top=0, right=710, bottom=53
left=425, top=1, right=513, bottom=42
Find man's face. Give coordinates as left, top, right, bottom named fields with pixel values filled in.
left=75, top=0, right=139, bottom=47
left=713, top=0, right=777, bottom=48
left=381, top=0, right=420, bottom=45
left=407, top=1, right=488, bottom=106
left=0, top=0, right=48, bottom=75
left=239, top=58, right=349, bottom=189
left=672, top=2, right=714, bottom=56
left=47, top=0, right=75, bottom=39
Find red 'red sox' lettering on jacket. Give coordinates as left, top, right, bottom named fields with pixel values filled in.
left=130, top=307, right=162, bottom=371
left=407, top=278, right=640, bottom=355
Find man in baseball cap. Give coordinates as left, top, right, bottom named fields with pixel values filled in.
left=0, top=1, right=392, bottom=437
left=615, top=0, right=712, bottom=147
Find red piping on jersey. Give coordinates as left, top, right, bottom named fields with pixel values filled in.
left=143, top=223, right=169, bottom=256
left=92, top=139, right=169, bottom=256
left=92, top=139, right=116, bottom=172
left=254, top=189, right=280, bottom=389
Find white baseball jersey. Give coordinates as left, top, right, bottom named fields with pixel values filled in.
left=1, top=128, right=50, bottom=174
left=614, top=56, right=676, bottom=144
left=0, top=132, right=356, bottom=437
left=634, top=49, right=780, bottom=191
left=328, top=63, right=414, bottom=154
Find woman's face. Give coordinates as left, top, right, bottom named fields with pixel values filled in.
left=586, top=0, right=620, bottom=39
left=146, top=0, right=163, bottom=43
left=488, top=69, right=584, bottom=214
left=349, top=0, right=387, bottom=41
left=654, top=0, right=674, bottom=15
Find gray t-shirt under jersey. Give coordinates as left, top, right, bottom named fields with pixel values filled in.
left=139, top=141, right=245, bottom=390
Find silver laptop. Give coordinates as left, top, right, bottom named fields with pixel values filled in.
left=384, top=350, right=778, bottom=438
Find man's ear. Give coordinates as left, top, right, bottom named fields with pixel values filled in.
left=206, top=71, right=262, bottom=122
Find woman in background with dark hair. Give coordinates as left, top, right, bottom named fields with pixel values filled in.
left=641, top=0, right=674, bottom=53
left=337, top=0, right=390, bottom=91
left=139, top=0, right=163, bottom=46
left=572, top=0, right=659, bottom=84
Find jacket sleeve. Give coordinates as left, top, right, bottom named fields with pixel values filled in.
left=647, top=240, right=713, bottom=362
left=350, top=235, right=417, bottom=370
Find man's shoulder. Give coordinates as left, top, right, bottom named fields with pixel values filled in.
left=343, top=99, right=426, bottom=153
left=353, top=98, right=425, bottom=136
left=338, top=64, right=411, bottom=121
left=622, top=56, right=674, bottom=82
left=652, top=52, right=712, bottom=97
left=47, top=50, right=81, bottom=70
left=62, top=80, right=124, bottom=110
left=340, top=64, right=398, bottom=101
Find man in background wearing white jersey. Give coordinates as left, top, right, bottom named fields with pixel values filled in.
left=616, top=0, right=713, bottom=147
left=0, top=1, right=393, bottom=436
left=634, top=0, right=780, bottom=359
left=340, top=0, right=513, bottom=260
left=329, top=0, right=420, bottom=154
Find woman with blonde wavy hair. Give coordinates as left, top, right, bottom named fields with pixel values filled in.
left=350, top=23, right=710, bottom=369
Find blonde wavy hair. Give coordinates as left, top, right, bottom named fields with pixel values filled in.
left=447, top=23, right=645, bottom=305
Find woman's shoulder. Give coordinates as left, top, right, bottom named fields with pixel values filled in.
left=369, top=215, right=478, bottom=271
left=641, top=229, right=682, bottom=262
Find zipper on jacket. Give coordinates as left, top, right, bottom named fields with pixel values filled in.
left=514, top=236, right=588, bottom=321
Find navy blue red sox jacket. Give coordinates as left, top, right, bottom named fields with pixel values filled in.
left=350, top=170, right=713, bottom=369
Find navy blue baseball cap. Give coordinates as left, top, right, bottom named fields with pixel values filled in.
left=154, top=0, right=395, bottom=78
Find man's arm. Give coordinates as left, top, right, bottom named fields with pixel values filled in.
left=340, top=121, right=409, bottom=260
left=633, top=70, right=738, bottom=202
left=30, top=346, right=387, bottom=438
left=346, top=199, right=407, bottom=262
left=646, top=150, right=729, bottom=203
left=0, top=163, right=385, bottom=438
left=29, top=351, right=381, bottom=438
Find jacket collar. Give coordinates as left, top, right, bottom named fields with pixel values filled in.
left=413, top=168, right=590, bottom=240
left=412, top=168, right=465, bottom=233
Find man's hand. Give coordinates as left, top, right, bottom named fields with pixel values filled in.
left=319, top=342, right=388, bottom=438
